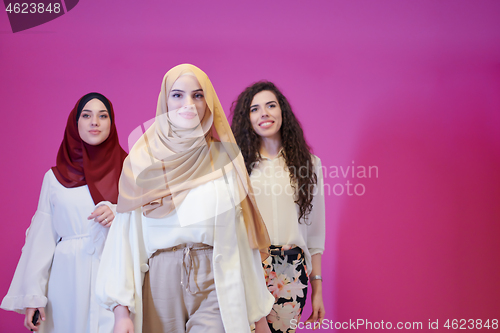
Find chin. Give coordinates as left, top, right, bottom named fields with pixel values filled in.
left=261, top=130, right=278, bottom=138
left=84, top=138, right=105, bottom=146
left=181, top=121, right=201, bottom=129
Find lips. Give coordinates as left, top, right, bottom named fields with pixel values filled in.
left=178, top=112, right=197, bottom=119
left=89, top=130, right=101, bottom=135
left=259, top=121, right=274, bottom=129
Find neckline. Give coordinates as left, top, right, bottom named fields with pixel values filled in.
left=260, top=148, right=284, bottom=161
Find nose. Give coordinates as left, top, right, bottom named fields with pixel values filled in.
left=184, top=95, right=193, bottom=106
left=91, top=114, right=100, bottom=126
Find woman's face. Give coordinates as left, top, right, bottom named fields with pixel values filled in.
left=249, top=90, right=282, bottom=140
left=77, top=98, right=111, bottom=146
left=167, top=75, right=207, bottom=129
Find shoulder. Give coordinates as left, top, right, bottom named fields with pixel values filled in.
left=42, top=169, right=57, bottom=184
left=310, top=154, right=322, bottom=167
left=35, top=170, right=57, bottom=202
left=42, top=169, right=71, bottom=191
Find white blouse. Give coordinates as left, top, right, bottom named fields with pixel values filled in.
left=0, top=169, right=114, bottom=333
left=96, top=168, right=274, bottom=333
left=142, top=176, right=220, bottom=254
left=250, top=153, right=326, bottom=273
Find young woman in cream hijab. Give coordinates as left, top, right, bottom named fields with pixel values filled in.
left=96, top=64, right=274, bottom=333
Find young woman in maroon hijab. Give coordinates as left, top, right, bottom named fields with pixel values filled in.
left=1, top=93, right=127, bottom=333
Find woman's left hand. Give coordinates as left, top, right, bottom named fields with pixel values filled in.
left=305, top=288, right=325, bottom=329
left=88, top=205, right=114, bottom=228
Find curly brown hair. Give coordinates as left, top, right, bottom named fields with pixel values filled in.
left=230, top=81, right=317, bottom=224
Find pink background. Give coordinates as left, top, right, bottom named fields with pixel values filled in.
left=1, top=1, right=499, bottom=332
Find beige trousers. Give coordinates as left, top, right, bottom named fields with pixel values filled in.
left=143, top=244, right=225, bottom=333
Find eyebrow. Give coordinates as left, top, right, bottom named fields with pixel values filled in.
left=171, top=89, right=204, bottom=93
left=81, top=109, right=108, bottom=113
left=250, top=101, right=277, bottom=109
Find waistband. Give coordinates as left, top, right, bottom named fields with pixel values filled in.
left=155, top=243, right=213, bottom=254
left=60, top=233, right=90, bottom=241
left=269, top=244, right=303, bottom=256
left=154, top=243, right=213, bottom=295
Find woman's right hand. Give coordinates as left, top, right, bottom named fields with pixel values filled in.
left=24, top=307, right=45, bottom=331
left=113, top=305, right=134, bottom=333
left=88, top=205, right=115, bottom=228
left=255, top=316, right=272, bottom=333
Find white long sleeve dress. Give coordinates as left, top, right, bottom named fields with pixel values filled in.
left=1, top=169, right=114, bottom=333
left=96, top=167, right=274, bottom=333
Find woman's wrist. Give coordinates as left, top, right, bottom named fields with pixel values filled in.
left=310, top=278, right=323, bottom=294
left=312, top=286, right=323, bottom=296
left=113, top=305, right=130, bottom=319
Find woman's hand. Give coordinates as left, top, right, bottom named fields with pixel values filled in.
left=88, top=205, right=114, bottom=228
left=305, top=286, right=325, bottom=329
left=255, top=316, right=272, bottom=333
left=113, top=305, right=134, bottom=333
left=24, top=307, right=45, bottom=331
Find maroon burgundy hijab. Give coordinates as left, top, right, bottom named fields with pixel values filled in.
left=51, top=93, right=127, bottom=205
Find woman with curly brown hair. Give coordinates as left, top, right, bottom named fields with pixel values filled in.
left=231, top=81, right=326, bottom=333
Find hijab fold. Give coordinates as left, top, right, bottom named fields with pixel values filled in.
left=52, top=93, right=127, bottom=205
left=117, top=64, right=270, bottom=252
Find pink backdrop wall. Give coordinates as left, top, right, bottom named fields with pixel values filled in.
left=1, top=1, right=499, bottom=332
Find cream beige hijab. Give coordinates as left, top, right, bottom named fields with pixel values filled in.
left=117, top=64, right=270, bottom=251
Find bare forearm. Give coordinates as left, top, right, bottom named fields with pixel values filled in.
left=310, top=253, right=323, bottom=295
left=305, top=253, right=325, bottom=324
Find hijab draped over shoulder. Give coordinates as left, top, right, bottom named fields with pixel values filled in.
left=52, top=92, right=128, bottom=205
left=117, top=64, right=270, bottom=252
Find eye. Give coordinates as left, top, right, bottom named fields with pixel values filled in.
left=172, top=93, right=182, bottom=98
left=194, top=93, right=204, bottom=99
left=81, top=114, right=90, bottom=119
left=268, top=103, right=277, bottom=109
left=250, top=107, right=258, bottom=113
left=100, top=114, right=109, bottom=119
